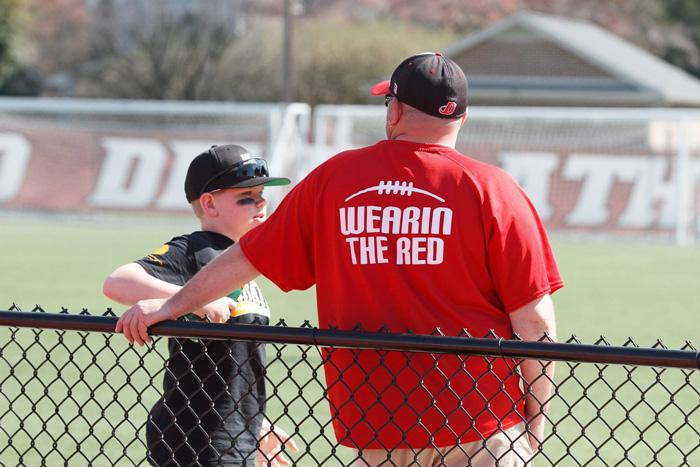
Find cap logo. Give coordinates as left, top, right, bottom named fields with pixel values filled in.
left=438, top=101, right=457, bottom=116
left=393, top=82, right=398, bottom=94
left=240, top=152, right=252, bottom=161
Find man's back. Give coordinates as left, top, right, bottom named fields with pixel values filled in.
left=240, top=139, right=562, bottom=448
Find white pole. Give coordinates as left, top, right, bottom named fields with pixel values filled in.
left=675, top=119, right=691, bottom=245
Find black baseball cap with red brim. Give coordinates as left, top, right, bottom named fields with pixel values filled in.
left=371, top=52, right=468, bottom=119
left=185, top=144, right=290, bottom=203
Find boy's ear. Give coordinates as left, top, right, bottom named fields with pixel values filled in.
left=199, top=193, right=218, bottom=217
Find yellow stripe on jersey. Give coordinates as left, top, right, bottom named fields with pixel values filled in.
left=144, top=244, right=170, bottom=264
left=232, top=301, right=270, bottom=318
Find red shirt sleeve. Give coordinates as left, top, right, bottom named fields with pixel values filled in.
left=239, top=172, right=318, bottom=292
left=483, top=170, right=563, bottom=312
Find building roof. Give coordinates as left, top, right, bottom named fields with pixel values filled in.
left=444, top=12, right=700, bottom=107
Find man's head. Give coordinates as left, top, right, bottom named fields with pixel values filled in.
left=185, top=144, right=291, bottom=240
left=371, top=52, right=468, bottom=143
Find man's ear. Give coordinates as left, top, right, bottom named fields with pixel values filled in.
left=387, top=99, right=403, bottom=127
left=459, top=108, right=468, bottom=127
left=199, top=193, right=218, bottom=217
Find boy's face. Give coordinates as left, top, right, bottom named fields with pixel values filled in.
left=208, top=186, right=268, bottom=241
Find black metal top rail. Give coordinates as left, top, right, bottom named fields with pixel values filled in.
left=1, top=310, right=698, bottom=370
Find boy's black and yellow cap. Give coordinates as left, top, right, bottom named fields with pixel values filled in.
left=185, top=144, right=290, bottom=202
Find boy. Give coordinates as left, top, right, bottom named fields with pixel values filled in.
left=105, top=144, right=297, bottom=466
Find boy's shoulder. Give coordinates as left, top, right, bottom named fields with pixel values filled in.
left=136, top=230, right=233, bottom=273
left=136, top=231, right=233, bottom=284
left=153, top=230, right=232, bottom=256
left=182, top=231, right=233, bottom=273
left=185, top=230, right=232, bottom=258
left=184, top=230, right=233, bottom=251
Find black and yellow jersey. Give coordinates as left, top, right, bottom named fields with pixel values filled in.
left=135, top=230, right=268, bottom=467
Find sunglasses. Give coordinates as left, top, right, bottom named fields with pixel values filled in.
left=384, top=94, right=394, bottom=107
left=200, top=158, right=270, bottom=197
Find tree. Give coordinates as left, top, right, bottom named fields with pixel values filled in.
left=76, top=0, right=246, bottom=99
left=74, top=6, right=456, bottom=105
left=0, top=0, right=40, bottom=95
left=13, top=0, right=700, bottom=100
left=24, top=0, right=90, bottom=76
left=293, top=19, right=456, bottom=105
left=301, top=0, right=700, bottom=79
left=663, top=0, right=700, bottom=77
left=0, top=0, right=19, bottom=71
left=0, top=63, right=40, bottom=94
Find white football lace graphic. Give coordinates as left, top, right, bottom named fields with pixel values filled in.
left=345, top=181, right=445, bottom=203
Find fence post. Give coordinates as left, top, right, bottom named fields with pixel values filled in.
left=675, top=118, right=692, bottom=245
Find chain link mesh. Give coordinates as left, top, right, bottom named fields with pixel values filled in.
left=0, top=306, right=698, bottom=466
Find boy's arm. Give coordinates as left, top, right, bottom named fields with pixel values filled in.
left=103, top=263, right=181, bottom=305
left=257, top=418, right=299, bottom=465
left=116, top=244, right=258, bottom=345
left=103, top=262, right=230, bottom=319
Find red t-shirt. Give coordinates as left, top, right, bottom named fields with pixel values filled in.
left=240, top=140, right=563, bottom=449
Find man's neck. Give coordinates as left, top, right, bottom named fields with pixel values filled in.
left=390, top=133, right=458, bottom=148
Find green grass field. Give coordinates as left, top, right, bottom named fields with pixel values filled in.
left=1, top=214, right=698, bottom=465
left=2, top=214, right=698, bottom=344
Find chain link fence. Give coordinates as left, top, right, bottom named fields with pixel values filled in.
left=0, top=306, right=698, bottom=466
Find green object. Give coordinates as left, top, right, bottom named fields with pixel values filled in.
left=228, top=288, right=242, bottom=301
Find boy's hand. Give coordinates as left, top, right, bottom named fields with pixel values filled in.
left=115, top=298, right=175, bottom=346
left=257, top=423, right=299, bottom=466
left=198, top=296, right=234, bottom=323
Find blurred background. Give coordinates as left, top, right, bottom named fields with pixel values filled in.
left=1, top=0, right=699, bottom=102
left=1, top=0, right=699, bottom=345
left=1, top=3, right=699, bottom=465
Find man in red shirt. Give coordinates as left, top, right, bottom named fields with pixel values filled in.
left=118, top=52, right=562, bottom=466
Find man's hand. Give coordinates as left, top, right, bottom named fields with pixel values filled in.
left=115, top=298, right=174, bottom=346
left=526, top=409, right=547, bottom=452
left=256, top=422, right=299, bottom=467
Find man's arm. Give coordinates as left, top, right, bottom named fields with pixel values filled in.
left=508, top=294, right=556, bottom=452
left=115, top=243, right=260, bottom=345
left=105, top=262, right=236, bottom=323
